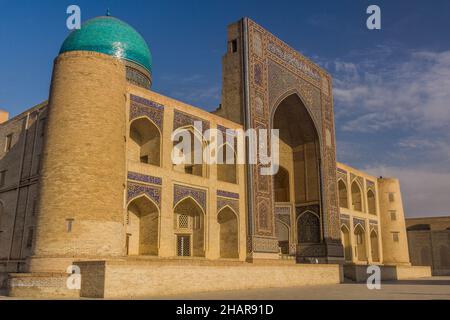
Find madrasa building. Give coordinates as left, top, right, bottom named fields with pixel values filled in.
left=0, top=15, right=431, bottom=298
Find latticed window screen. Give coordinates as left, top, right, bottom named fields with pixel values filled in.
left=179, top=214, right=189, bottom=229
left=177, top=235, right=191, bottom=256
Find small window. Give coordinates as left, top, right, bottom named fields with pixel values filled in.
left=26, top=227, right=34, bottom=248
left=392, top=232, right=399, bottom=242
left=390, top=210, right=397, bottom=221
left=5, top=134, right=12, bottom=152
left=66, top=219, right=74, bottom=232
left=0, top=170, right=6, bottom=187
left=388, top=193, right=395, bottom=202
left=178, top=214, right=189, bottom=229
left=230, top=39, right=238, bottom=53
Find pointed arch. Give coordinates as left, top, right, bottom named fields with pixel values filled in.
left=174, top=197, right=205, bottom=257
left=275, top=218, right=290, bottom=254
left=126, top=195, right=159, bottom=256
left=129, top=116, right=161, bottom=166
left=338, top=179, right=348, bottom=209
left=340, top=224, right=352, bottom=261
left=370, top=229, right=380, bottom=262
left=351, top=180, right=363, bottom=212
left=173, top=195, right=206, bottom=215
left=296, top=210, right=321, bottom=244
left=271, top=92, right=322, bottom=208
left=217, top=206, right=239, bottom=258
left=354, top=224, right=367, bottom=262
left=172, top=125, right=208, bottom=177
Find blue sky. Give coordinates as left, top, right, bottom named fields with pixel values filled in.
left=1, top=0, right=450, bottom=217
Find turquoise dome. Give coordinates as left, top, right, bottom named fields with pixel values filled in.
left=60, top=16, right=152, bottom=73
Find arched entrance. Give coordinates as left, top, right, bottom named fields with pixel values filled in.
left=272, top=94, right=322, bottom=253
left=275, top=219, right=290, bottom=254
left=217, top=207, right=239, bottom=258
left=341, top=225, right=352, bottom=261
left=351, top=181, right=363, bottom=212
left=126, top=196, right=159, bottom=256
left=338, top=180, right=348, bottom=209
left=174, top=197, right=205, bottom=257
left=129, top=117, right=161, bottom=166
left=370, top=230, right=380, bottom=262
left=297, top=211, right=321, bottom=244
left=354, top=224, right=367, bottom=262
left=172, top=126, right=206, bottom=177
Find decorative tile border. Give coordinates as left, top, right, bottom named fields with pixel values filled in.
left=174, top=184, right=207, bottom=213
left=127, top=181, right=161, bottom=209
left=353, top=217, right=366, bottom=229
left=127, top=171, right=162, bottom=185
left=173, top=109, right=210, bottom=132
left=130, top=94, right=164, bottom=130
left=217, top=190, right=239, bottom=199
left=217, top=197, right=239, bottom=215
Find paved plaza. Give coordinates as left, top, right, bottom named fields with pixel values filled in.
left=156, top=277, right=450, bottom=300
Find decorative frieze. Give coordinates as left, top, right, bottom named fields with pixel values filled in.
left=217, top=197, right=239, bottom=215
left=127, top=171, right=162, bottom=185
left=217, top=190, right=239, bottom=199
left=127, top=181, right=161, bottom=208
left=130, top=94, right=164, bottom=130
left=174, top=184, right=207, bottom=213
left=173, top=109, right=210, bottom=132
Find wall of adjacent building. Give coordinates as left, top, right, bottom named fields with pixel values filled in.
left=406, top=217, right=450, bottom=275
left=0, top=103, right=47, bottom=274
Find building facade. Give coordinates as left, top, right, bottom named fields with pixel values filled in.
left=0, top=16, right=423, bottom=297
left=406, top=216, right=450, bottom=276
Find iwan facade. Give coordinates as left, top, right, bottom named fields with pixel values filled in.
left=0, top=16, right=430, bottom=298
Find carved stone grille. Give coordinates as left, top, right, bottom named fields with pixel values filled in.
left=177, top=235, right=191, bottom=257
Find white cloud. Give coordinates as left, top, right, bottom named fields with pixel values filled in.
left=332, top=50, right=450, bottom=134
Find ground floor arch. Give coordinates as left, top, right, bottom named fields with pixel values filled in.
left=275, top=219, right=290, bottom=254
left=354, top=225, right=367, bottom=262
left=341, top=225, right=352, bottom=261
left=217, top=207, right=239, bottom=258
left=126, top=196, right=159, bottom=256
left=297, top=211, right=321, bottom=244
left=174, top=197, right=205, bottom=257
left=370, top=230, right=380, bottom=262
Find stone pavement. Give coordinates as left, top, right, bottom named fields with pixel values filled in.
left=154, top=277, right=450, bottom=300
left=0, top=277, right=449, bottom=300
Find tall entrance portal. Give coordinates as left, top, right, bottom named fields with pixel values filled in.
left=218, top=18, right=344, bottom=263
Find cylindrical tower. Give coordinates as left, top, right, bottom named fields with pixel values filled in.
left=378, top=178, right=411, bottom=265
left=28, top=16, right=152, bottom=272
